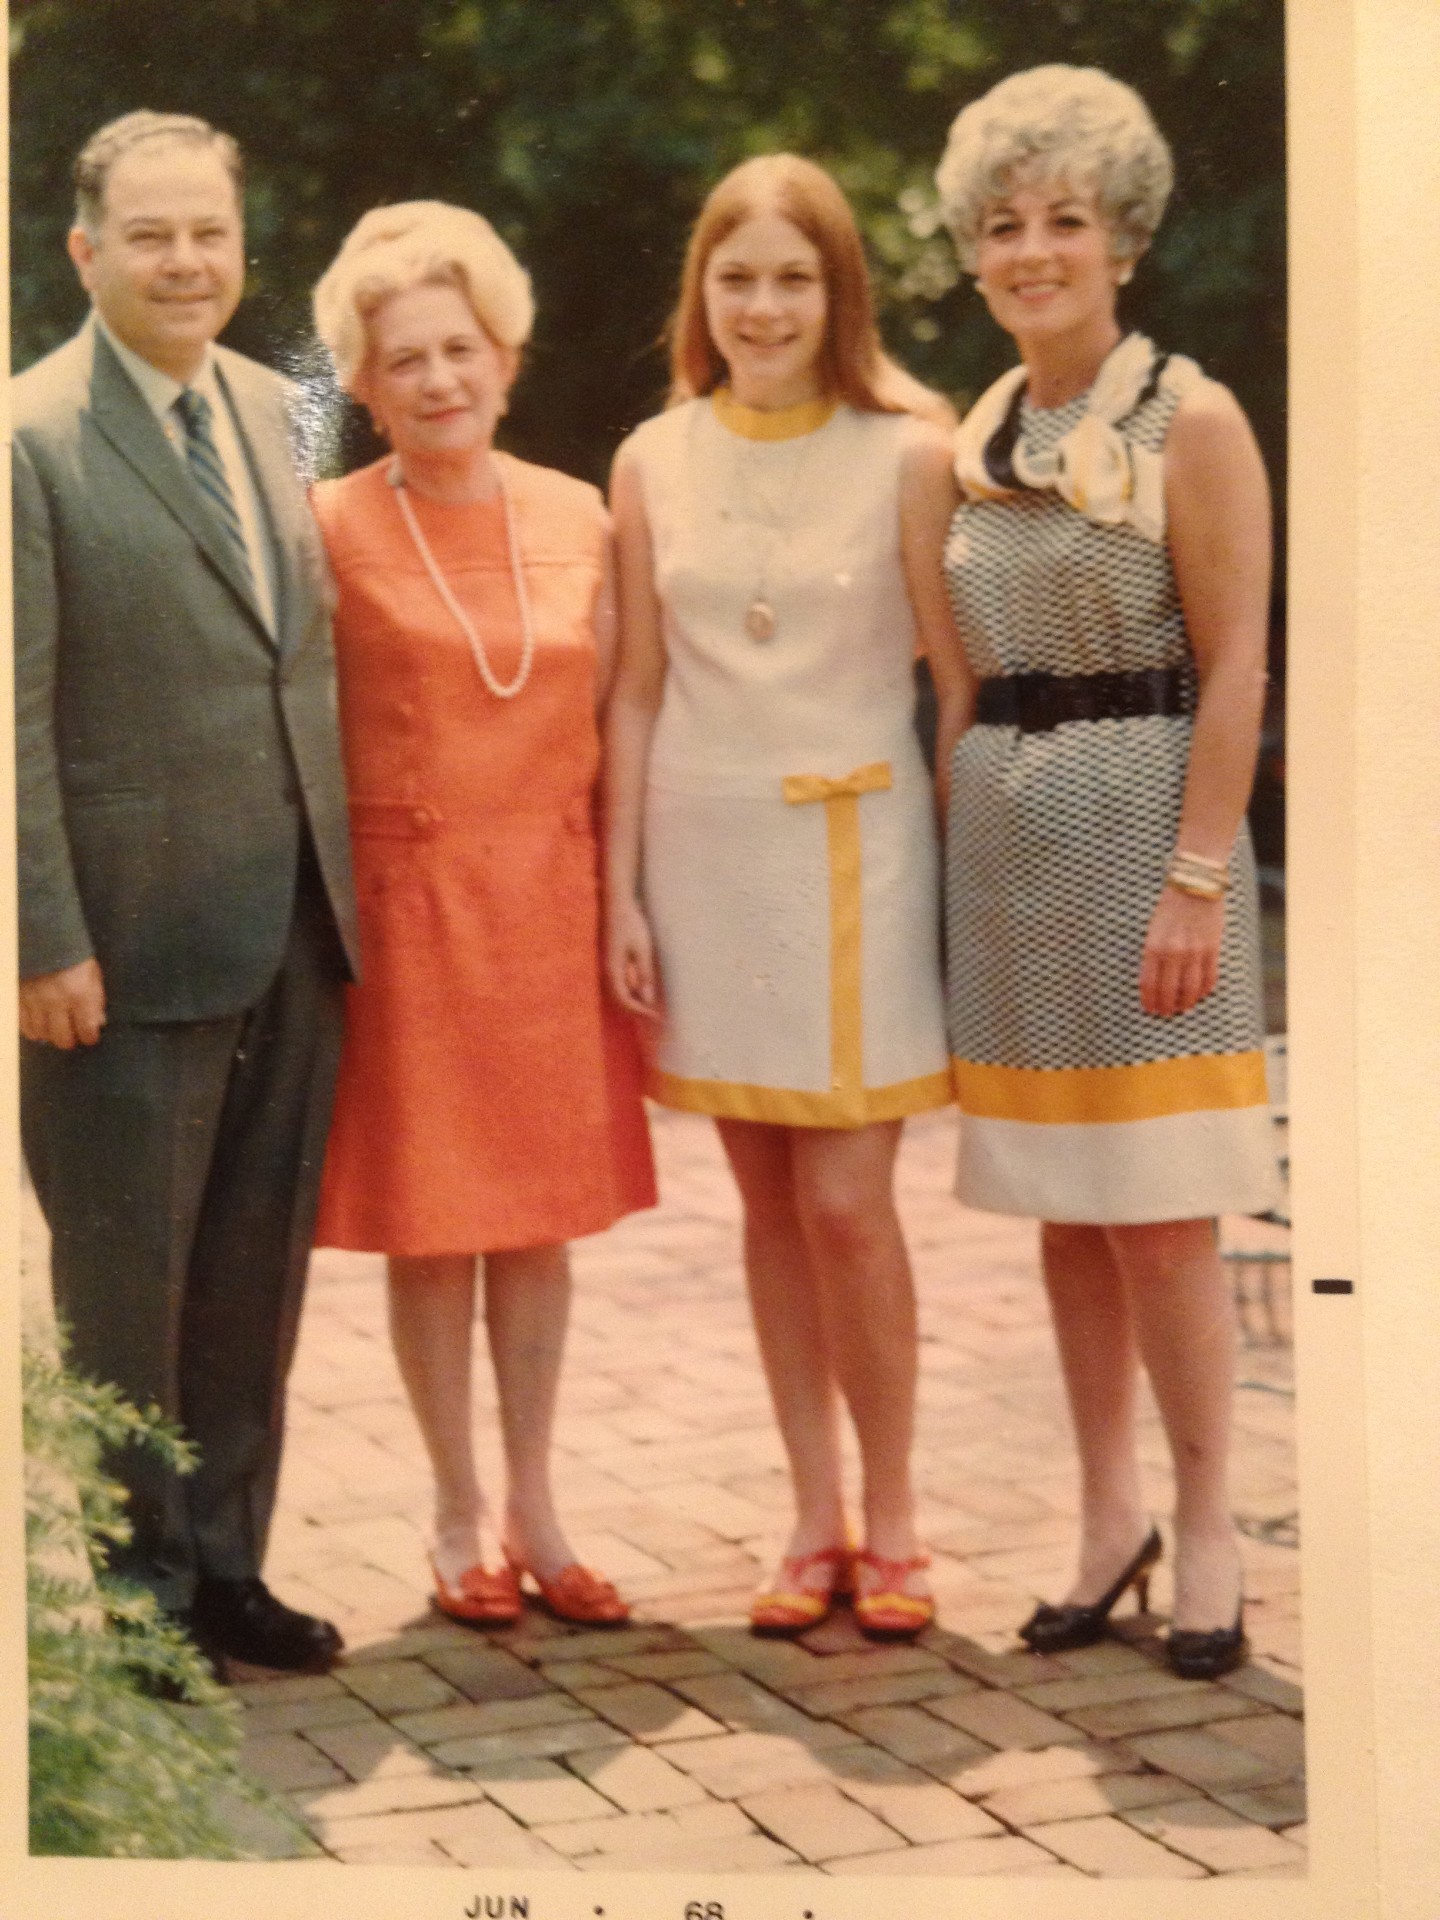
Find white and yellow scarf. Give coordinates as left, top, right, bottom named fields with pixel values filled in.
left=953, top=332, right=1202, bottom=545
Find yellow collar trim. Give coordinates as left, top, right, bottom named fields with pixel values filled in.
left=710, top=387, right=838, bottom=441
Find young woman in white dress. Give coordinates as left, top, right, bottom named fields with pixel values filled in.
left=604, top=155, right=969, bottom=1638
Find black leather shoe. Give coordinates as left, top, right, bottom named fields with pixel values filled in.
left=191, top=1577, right=343, bottom=1673
left=1167, top=1606, right=1248, bottom=1681
left=1019, top=1526, right=1162, bottom=1653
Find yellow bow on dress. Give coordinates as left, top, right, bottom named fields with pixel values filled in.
left=782, top=761, right=893, bottom=807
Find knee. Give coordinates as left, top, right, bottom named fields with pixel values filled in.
left=1041, top=1221, right=1101, bottom=1263
left=486, top=1244, right=569, bottom=1289
left=1108, top=1218, right=1216, bottom=1279
left=739, top=1181, right=803, bottom=1247
left=796, top=1181, right=890, bottom=1267
left=388, top=1253, right=476, bottom=1296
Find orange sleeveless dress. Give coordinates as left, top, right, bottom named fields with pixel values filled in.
left=312, top=454, right=656, bottom=1255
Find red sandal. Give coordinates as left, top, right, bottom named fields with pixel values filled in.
left=509, top=1558, right=630, bottom=1626
left=854, top=1549, right=934, bottom=1640
left=430, top=1556, right=522, bottom=1627
left=750, top=1545, right=853, bottom=1636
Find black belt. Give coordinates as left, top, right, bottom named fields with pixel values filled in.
left=973, top=667, right=1194, bottom=733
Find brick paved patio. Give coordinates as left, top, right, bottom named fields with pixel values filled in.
left=211, top=1101, right=1304, bottom=1879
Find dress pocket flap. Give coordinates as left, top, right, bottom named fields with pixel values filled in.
left=348, top=798, right=442, bottom=840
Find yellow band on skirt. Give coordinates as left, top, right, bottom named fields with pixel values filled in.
left=784, top=762, right=893, bottom=1103
left=953, top=1049, right=1271, bottom=1126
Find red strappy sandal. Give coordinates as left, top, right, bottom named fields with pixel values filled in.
left=750, top=1545, right=854, bottom=1636
left=853, top=1548, right=934, bottom=1640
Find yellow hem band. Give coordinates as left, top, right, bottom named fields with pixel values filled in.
left=952, top=1050, right=1271, bottom=1125
left=648, top=1068, right=953, bottom=1129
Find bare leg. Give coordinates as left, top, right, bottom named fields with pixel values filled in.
left=718, top=1120, right=848, bottom=1563
left=1108, top=1219, right=1242, bottom=1631
left=387, top=1254, right=488, bottom=1582
left=790, top=1122, right=923, bottom=1589
left=483, top=1242, right=576, bottom=1583
left=1039, top=1222, right=1151, bottom=1604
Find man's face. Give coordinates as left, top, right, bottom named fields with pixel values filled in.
left=67, top=140, right=245, bottom=380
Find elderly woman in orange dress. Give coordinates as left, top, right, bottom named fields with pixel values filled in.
left=310, top=203, right=655, bottom=1628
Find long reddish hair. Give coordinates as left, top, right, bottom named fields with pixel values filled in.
left=667, top=154, right=951, bottom=425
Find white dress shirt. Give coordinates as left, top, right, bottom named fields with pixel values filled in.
left=98, top=317, right=279, bottom=635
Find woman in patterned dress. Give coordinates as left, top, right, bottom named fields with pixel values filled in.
left=310, top=204, right=655, bottom=1630
left=934, top=69, right=1279, bottom=1678
left=604, top=157, right=970, bottom=1637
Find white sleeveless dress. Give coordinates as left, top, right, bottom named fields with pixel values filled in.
left=628, top=394, right=951, bottom=1127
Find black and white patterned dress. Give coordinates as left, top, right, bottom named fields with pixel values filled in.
left=942, top=357, right=1279, bottom=1223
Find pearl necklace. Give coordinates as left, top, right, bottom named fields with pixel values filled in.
left=388, top=455, right=535, bottom=700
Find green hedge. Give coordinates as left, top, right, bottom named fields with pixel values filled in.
left=24, top=1337, right=292, bottom=1858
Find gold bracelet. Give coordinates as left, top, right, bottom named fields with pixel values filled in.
left=1166, top=852, right=1228, bottom=900
left=1167, top=872, right=1225, bottom=900
left=1172, top=848, right=1229, bottom=876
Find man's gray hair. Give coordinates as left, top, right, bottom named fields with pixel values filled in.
left=936, top=66, right=1172, bottom=272
left=73, top=110, right=244, bottom=234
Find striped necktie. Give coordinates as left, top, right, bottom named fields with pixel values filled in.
left=174, top=386, right=255, bottom=594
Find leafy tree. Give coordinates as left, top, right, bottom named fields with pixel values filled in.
left=10, top=0, right=1285, bottom=871
left=11, top=0, right=1283, bottom=498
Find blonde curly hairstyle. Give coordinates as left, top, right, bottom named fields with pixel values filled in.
left=935, top=65, right=1173, bottom=272
left=313, top=200, right=534, bottom=394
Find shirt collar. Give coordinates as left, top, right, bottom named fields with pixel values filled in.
left=96, top=314, right=222, bottom=422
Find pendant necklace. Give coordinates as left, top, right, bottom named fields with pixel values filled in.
left=746, top=595, right=777, bottom=645
left=719, top=402, right=829, bottom=645
left=389, top=454, right=535, bottom=699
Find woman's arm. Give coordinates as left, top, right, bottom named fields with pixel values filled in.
left=592, top=517, right=620, bottom=711
left=898, top=423, right=977, bottom=826
left=602, top=441, right=667, bottom=1018
left=1140, top=378, right=1272, bottom=1019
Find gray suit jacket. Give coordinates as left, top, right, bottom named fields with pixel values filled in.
left=13, top=320, right=359, bottom=1021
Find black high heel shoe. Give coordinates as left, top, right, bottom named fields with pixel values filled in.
left=1167, top=1603, right=1248, bottom=1680
left=1018, top=1526, right=1162, bottom=1653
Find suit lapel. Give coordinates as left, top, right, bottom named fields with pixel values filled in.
left=86, top=326, right=276, bottom=649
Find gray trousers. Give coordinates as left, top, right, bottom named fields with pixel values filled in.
left=22, top=857, right=346, bottom=1613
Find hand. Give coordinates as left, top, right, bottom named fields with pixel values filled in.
left=931, top=698, right=970, bottom=847
left=19, top=957, right=107, bottom=1048
left=1139, top=887, right=1224, bottom=1018
left=607, top=896, right=662, bottom=1020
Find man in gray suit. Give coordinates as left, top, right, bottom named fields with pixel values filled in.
left=15, top=111, right=361, bottom=1674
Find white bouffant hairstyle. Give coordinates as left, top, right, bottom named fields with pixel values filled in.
left=313, top=200, right=535, bottom=393
left=935, top=65, right=1173, bottom=271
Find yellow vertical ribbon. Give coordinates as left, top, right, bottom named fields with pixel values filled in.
left=781, top=761, right=892, bottom=1114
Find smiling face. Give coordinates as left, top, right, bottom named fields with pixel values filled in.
left=68, top=141, right=245, bottom=381
left=359, top=280, right=519, bottom=472
left=702, top=210, right=829, bottom=409
left=973, top=175, right=1127, bottom=352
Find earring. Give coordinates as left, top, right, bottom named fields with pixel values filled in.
left=1116, top=262, right=1134, bottom=286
